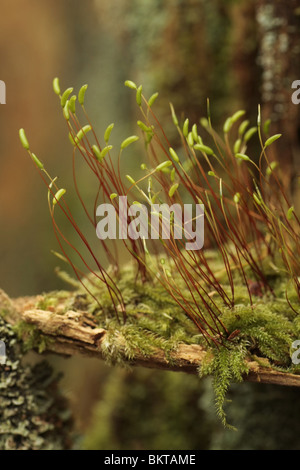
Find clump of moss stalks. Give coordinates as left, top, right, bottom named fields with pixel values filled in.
left=19, top=78, right=300, bottom=426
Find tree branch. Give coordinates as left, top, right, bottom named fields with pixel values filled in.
left=1, top=289, right=300, bottom=387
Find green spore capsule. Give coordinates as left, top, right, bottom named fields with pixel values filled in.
left=110, top=193, right=118, bottom=200
left=194, top=143, right=214, bottom=155
left=60, top=87, right=73, bottom=107
left=287, top=206, right=294, bottom=220
left=100, top=145, right=113, bottom=160
left=170, top=103, right=179, bottom=127
left=233, top=138, right=242, bottom=154
left=76, top=125, right=92, bottom=142
left=148, top=92, right=159, bottom=107
left=69, top=95, right=77, bottom=114
left=170, top=168, right=176, bottom=182
left=63, top=100, right=70, bottom=121
left=53, top=77, right=60, bottom=96
left=200, top=117, right=209, bottom=129
left=230, top=110, right=245, bottom=124
left=19, top=128, right=30, bottom=150
left=238, top=120, right=249, bottom=136
left=161, top=168, right=171, bottom=174
left=235, top=153, right=250, bottom=162
left=126, top=175, right=136, bottom=185
left=253, top=192, right=262, bottom=206
left=169, top=147, right=180, bottom=163
left=155, top=161, right=172, bottom=172
left=104, top=123, right=114, bottom=143
left=244, top=127, right=257, bottom=142
left=136, top=85, right=143, bottom=106
left=53, top=188, right=66, bottom=205
left=183, top=118, right=189, bottom=137
left=137, top=120, right=151, bottom=132
left=264, top=134, right=282, bottom=148
left=31, top=152, right=44, bottom=170
left=223, top=117, right=233, bottom=134
left=168, top=183, right=179, bottom=197
left=121, top=135, right=139, bottom=149
left=187, top=132, right=194, bottom=147
left=233, top=192, right=241, bottom=204
left=92, top=145, right=102, bottom=160
left=78, top=84, right=88, bottom=106
left=124, top=80, right=137, bottom=90
left=192, top=124, right=198, bottom=142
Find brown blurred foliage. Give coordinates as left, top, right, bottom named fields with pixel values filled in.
left=0, top=1, right=70, bottom=295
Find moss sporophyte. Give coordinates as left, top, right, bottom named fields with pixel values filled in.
left=19, top=78, right=300, bottom=425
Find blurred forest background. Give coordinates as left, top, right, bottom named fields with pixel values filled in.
left=0, top=0, right=300, bottom=450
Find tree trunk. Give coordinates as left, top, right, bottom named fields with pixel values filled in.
left=256, top=0, right=300, bottom=196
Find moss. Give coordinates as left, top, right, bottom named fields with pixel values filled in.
left=12, top=321, right=54, bottom=354
left=35, top=289, right=74, bottom=313
left=8, top=245, right=297, bottom=429
left=0, top=291, right=15, bottom=320
left=210, top=382, right=300, bottom=450
left=199, top=342, right=249, bottom=429
left=40, top=251, right=296, bottom=428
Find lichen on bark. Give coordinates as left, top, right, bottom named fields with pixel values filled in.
left=0, top=315, right=73, bottom=450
